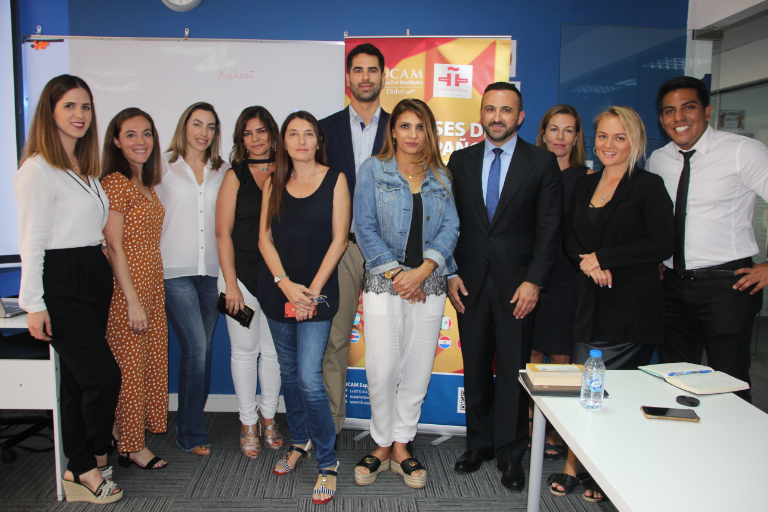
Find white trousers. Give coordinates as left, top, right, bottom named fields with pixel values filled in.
left=363, top=290, right=446, bottom=446
left=218, top=273, right=281, bottom=425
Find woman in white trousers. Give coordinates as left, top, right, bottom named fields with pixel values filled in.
left=215, top=106, right=283, bottom=459
left=353, top=99, right=459, bottom=489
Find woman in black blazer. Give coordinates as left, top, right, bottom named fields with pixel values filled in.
left=549, top=106, right=674, bottom=503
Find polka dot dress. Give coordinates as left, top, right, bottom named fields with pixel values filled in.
left=102, top=172, right=168, bottom=453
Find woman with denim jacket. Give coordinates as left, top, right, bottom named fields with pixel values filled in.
left=352, top=99, right=459, bottom=489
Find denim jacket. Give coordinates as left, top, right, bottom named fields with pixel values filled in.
left=354, top=156, right=459, bottom=276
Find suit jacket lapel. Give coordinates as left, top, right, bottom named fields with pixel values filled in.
left=337, top=106, right=356, bottom=189
left=372, top=110, right=389, bottom=155
left=491, top=138, right=533, bottom=226
left=465, top=143, right=489, bottom=227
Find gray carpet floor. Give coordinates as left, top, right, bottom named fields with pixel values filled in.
left=2, top=353, right=767, bottom=511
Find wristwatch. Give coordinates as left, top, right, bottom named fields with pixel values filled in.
left=384, top=268, right=401, bottom=280
left=274, top=273, right=288, bottom=284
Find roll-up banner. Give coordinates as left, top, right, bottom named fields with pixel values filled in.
left=343, top=36, right=514, bottom=436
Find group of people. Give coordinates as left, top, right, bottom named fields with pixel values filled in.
left=13, top=42, right=768, bottom=506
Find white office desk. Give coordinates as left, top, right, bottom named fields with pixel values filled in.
left=0, top=298, right=66, bottom=501
left=522, top=370, right=768, bottom=512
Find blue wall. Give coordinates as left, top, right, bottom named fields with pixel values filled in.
left=17, top=0, right=690, bottom=144
left=13, top=0, right=689, bottom=395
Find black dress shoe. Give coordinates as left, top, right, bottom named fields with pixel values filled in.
left=454, top=450, right=493, bottom=473
left=498, top=461, right=525, bottom=489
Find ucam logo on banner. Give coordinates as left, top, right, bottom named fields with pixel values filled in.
left=342, top=35, right=513, bottom=436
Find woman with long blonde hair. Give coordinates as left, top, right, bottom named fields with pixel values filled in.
left=352, top=98, right=459, bottom=489
left=529, top=104, right=593, bottom=460
left=550, top=106, right=674, bottom=503
left=155, top=102, right=230, bottom=456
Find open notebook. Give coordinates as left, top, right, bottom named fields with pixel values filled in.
left=638, top=363, right=749, bottom=395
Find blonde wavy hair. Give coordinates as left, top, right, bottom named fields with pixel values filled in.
left=594, top=106, right=646, bottom=175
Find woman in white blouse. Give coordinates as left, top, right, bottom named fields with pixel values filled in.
left=15, top=75, right=122, bottom=503
left=155, top=102, right=229, bottom=456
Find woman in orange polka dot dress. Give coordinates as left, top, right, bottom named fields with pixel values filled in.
left=101, top=108, right=169, bottom=470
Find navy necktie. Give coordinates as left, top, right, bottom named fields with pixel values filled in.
left=673, top=149, right=696, bottom=274
left=486, top=148, right=503, bottom=222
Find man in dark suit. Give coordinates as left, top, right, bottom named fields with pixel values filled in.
left=319, top=43, right=391, bottom=435
left=447, top=82, right=563, bottom=489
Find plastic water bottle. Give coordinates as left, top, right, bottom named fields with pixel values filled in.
left=580, top=349, right=606, bottom=410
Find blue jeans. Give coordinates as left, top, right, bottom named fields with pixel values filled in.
left=266, top=318, right=337, bottom=469
left=164, top=275, right=220, bottom=451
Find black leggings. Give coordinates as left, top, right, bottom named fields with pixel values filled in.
left=43, top=245, right=121, bottom=474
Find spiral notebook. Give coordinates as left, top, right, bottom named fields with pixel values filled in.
left=638, top=363, right=749, bottom=395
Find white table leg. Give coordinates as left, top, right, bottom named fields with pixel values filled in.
left=527, top=403, right=546, bottom=512
left=50, top=346, right=66, bottom=501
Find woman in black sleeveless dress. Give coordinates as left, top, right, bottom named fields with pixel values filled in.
left=530, top=105, right=593, bottom=459
left=257, top=111, right=350, bottom=505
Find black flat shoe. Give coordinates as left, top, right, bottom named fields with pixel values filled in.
left=498, top=461, right=525, bottom=489
left=454, top=450, right=494, bottom=473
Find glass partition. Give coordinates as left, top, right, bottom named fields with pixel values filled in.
left=559, top=24, right=708, bottom=168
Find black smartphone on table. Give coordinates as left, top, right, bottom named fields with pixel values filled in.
left=640, top=406, right=700, bottom=423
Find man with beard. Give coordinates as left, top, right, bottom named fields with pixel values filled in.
left=319, top=43, right=391, bottom=437
left=447, top=82, right=563, bottom=489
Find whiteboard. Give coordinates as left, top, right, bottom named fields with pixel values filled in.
left=9, top=36, right=345, bottom=261
left=25, top=37, right=345, bottom=160
left=0, top=2, right=19, bottom=259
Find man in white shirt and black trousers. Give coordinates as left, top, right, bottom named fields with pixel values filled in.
left=648, top=76, right=768, bottom=402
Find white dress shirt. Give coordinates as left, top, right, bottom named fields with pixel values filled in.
left=648, top=125, right=768, bottom=269
left=14, top=155, right=109, bottom=313
left=481, top=135, right=518, bottom=201
left=349, top=104, right=381, bottom=174
left=155, top=153, right=229, bottom=279
left=349, top=105, right=381, bottom=234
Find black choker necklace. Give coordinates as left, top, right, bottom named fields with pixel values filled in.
left=245, top=158, right=275, bottom=171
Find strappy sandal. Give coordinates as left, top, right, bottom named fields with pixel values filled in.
left=391, top=457, right=427, bottom=489
left=258, top=416, right=284, bottom=449
left=313, top=461, right=339, bottom=505
left=240, top=424, right=261, bottom=459
left=354, top=455, right=391, bottom=486
left=119, top=451, right=168, bottom=470
left=62, top=472, right=123, bottom=504
left=98, top=464, right=113, bottom=481
left=273, top=440, right=313, bottom=476
left=547, top=472, right=579, bottom=496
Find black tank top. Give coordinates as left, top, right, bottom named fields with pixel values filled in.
left=400, top=193, right=424, bottom=267
left=230, top=162, right=265, bottom=297
left=257, top=169, right=341, bottom=323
